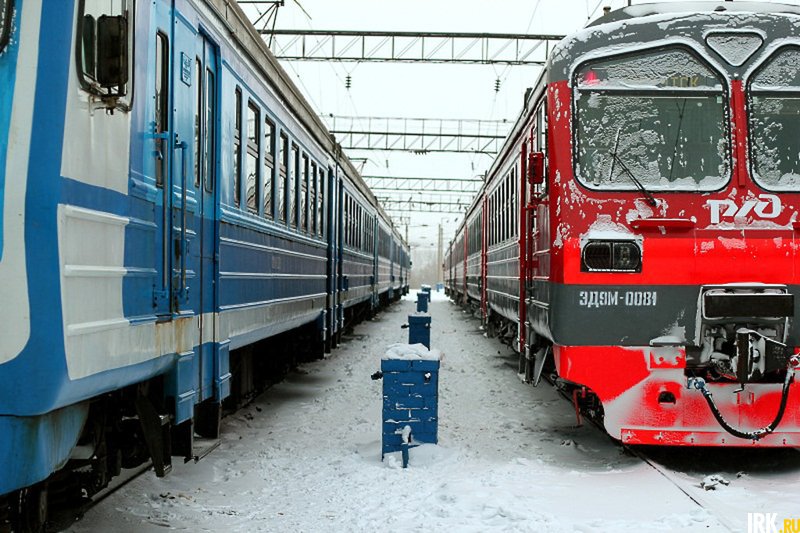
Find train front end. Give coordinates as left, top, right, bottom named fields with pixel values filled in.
left=545, top=5, right=800, bottom=446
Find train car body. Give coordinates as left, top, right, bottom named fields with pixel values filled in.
left=0, top=0, right=407, bottom=526
left=447, top=2, right=800, bottom=447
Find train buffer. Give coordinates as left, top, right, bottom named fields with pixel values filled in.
left=372, top=343, right=441, bottom=467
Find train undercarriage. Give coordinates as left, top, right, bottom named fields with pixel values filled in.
left=0, top=311, right=371, bottom=533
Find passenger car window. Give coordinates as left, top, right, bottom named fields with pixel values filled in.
left=246, top=101, right=260, bottom=214
left=233, top=88, right=242, bottom=207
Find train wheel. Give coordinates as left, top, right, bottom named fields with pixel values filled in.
left=10, top=483, right=48, bottom=533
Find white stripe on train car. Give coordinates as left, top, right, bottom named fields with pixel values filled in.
left=216, top=293, right=327, bottom=348
left=59, top=205, right=137, bottom=379
left=56, top=0, right=166, bottom=379
left=0, top=1, right=41, bottom=365
left=58, top=204, right=198, bottom=379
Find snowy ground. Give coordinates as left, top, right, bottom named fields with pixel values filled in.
left=67, top=292, right=800, bottom=532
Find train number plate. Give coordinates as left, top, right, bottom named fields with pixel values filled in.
left=578, top=290, right=658, bottom=308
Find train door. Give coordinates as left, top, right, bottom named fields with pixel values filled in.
left=481, top=195, right=488, bottom=321
left=152, top=1, right=173, bottom=319
left=372, top=216, right=379, bottom=306
left=166, top=6, right=224, bottom=443
left=191, top=35, right=220, bottom=411
left=326, top=165, right=337, bottom=351
left=336, top=170, right=345, bottom=343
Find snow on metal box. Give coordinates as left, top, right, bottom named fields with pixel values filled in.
left=381, top=344, right=440, bottom=454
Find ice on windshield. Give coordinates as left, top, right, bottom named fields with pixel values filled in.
left=575, top=48, right=728, bottom=191
left=577, top=48, right=722, bottom=90
left=706, top=32, right=763, bottom=67
left=751, top=48, right=800, bottom=190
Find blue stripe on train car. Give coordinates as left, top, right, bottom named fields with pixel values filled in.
left=0, top=0, right=89, bottom=496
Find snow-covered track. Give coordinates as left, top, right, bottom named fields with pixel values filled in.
left=47, top=463, right=152, bottom=532
left=625, top=447, right=738, bottom=532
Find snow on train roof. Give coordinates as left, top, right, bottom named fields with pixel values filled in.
left=587, top=1, right=800, bottom=26
left=548, top=3, right=800, bottom=82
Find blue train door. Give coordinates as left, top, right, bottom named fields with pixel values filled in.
left=335, top=170, right=344, bottom=344
left=152, top=1, right=174, bottom=318
left=326, top=166, right=336, bottom=351
left=166, top=6, right=223, bottom=440
left=193, top=36, right=220, bottom=410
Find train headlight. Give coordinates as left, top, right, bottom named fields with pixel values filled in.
left=613, top=241, right=641, bottom=270
left=581, top=240, right=641, bottom=272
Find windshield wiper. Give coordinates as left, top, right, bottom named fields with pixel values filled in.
left=608, top=128, right=657, bottom=207
left=668, top=99, right=688, bottom=181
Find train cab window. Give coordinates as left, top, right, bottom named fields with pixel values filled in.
left=233, top=88, right=242, bottom=207
left=575, top=48, right=728, bottom=191
left=301, top=154, right=309, bottom=231
left=750, top=48, right=800, bottom=190
left=154, top=32, right=168, bottom=187
left=76, top=0, right=133, bottom=107
left=0, top=0, right=11, bottom=53
left=264, top=119, right=275, bottom=218
left=279, top=133, right=288, bottom=222
left=246, top=101, right=260, bottom=214
left=290, top=144, right=299, bottom=227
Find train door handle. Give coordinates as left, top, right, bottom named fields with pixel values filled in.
left=174, top=135, right=189, bottom=301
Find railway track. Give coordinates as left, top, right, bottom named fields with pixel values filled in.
left=624, top=446, right=738, bottom=532
left=46, top=462, right=152, bottom=532
left=499, top=345, right=800, bottom=532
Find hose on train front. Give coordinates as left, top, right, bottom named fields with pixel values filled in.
left=688, top=367, right=795, bottom=441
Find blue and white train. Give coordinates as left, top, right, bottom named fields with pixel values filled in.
left=0, top=0, right=409, bottom=529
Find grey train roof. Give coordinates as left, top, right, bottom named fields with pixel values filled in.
left=548, top=1, right=800, bottom=82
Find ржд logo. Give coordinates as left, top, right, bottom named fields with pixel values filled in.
left=708, top=194, right=781, bottom=224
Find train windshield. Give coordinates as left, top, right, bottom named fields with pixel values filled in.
left=750, top=48, right=800, bottom=191
left=575, top=48, right=729, bottom=191
left=0, top=0, right=11, bottom=53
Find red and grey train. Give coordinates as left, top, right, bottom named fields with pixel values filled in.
left=445, top=2, right=800, bottom=446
